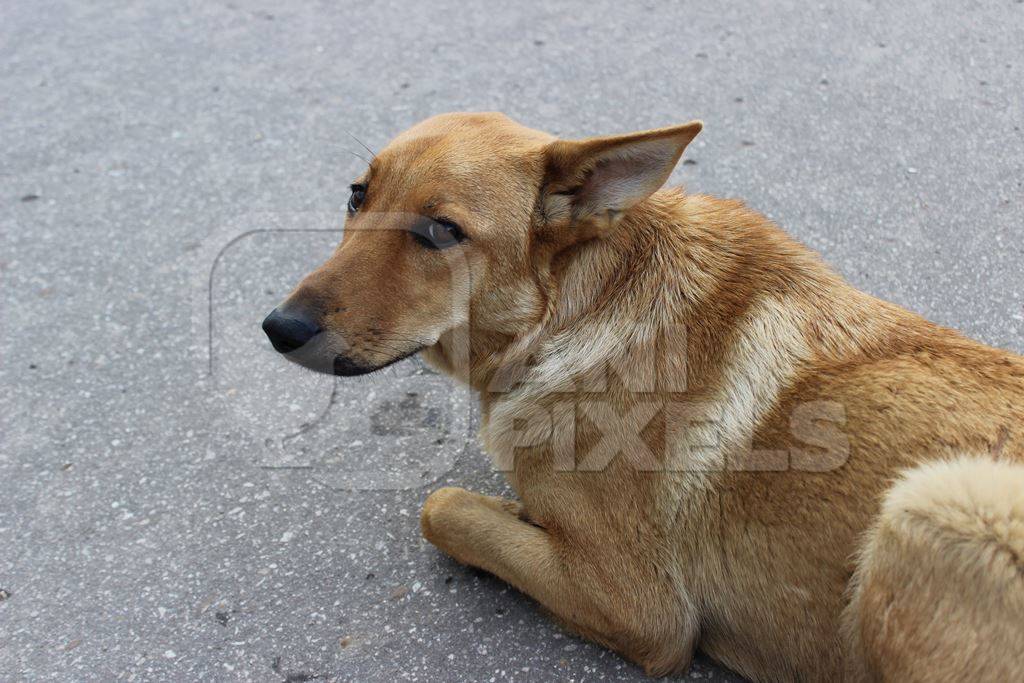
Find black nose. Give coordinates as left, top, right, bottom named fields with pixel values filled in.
left=262, top=307, right=321, bottom=353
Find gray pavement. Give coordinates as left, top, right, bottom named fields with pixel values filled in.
left=2, top=1, right=1022, bottom=681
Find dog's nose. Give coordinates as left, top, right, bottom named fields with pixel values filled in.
left=262, top=307, right=321, bottom=353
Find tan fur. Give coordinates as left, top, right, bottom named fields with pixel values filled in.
left=843, top=458, right=1024, bottom=682
left=274, top=112, right=1024, bottom=681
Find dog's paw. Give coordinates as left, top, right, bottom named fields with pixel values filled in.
left=420, top=486, right=471, bottom=545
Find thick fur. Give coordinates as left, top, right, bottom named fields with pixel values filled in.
left=843, top=458, right=1024, bottom=682
left=274, top=113, right=1024, bottom=681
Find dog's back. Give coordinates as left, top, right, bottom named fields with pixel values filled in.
left=666, top=192, right=1024, bottom=679
left=648, top=192, right=1024, bottom=680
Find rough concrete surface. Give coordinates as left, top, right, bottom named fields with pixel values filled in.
left=2, top=1, right=1022, bottom=681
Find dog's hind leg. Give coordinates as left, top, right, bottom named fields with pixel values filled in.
left=420, top=486, right=699, bottom=676
left=842, top=457, right=1024, bottom=682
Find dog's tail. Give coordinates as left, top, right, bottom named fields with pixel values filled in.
left=842, top=456, right=1024, bottom=682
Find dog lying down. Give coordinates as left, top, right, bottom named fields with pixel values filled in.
left=263, top=112, right=1024, bottom=682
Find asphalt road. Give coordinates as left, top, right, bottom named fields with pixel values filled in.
left=2, top=1, right=1022, bottom=681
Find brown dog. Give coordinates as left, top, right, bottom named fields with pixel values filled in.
left=262, top=112, right=1024, bottom=681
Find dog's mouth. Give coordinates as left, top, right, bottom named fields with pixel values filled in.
left=274, top=334, right=426, bottom=377
left=332, top=345, right=425, bottom=376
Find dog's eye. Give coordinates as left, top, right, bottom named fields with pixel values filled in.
left=410, top=218, right=466, bottom=250
left=347, top=184, right=367, bottom=214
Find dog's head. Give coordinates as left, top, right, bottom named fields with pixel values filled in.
left=262, top=112, right=700, bottom=379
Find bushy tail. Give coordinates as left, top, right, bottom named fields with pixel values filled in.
left=842, top=457, right=1024, bottom=682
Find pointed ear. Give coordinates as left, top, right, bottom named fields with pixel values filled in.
left=541, top=121, right=702, bottom=235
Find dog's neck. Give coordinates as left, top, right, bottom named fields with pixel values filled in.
left=434, top=189, right=917, bottom=412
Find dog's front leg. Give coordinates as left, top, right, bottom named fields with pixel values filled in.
left=420, top=486, right=698, bottom=676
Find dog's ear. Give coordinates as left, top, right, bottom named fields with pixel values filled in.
left=540, top=121, right=702, bottom=237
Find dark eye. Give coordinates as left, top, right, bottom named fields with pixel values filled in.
left=347, top=184, right=366, bottom=214
left=410, top=218, right=466, bottom=250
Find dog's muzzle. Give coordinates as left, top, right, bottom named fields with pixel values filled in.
left=262, top=305, right=425, bottom=376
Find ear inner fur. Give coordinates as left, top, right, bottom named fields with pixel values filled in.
left=541, top=121, right=702, bottom=240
